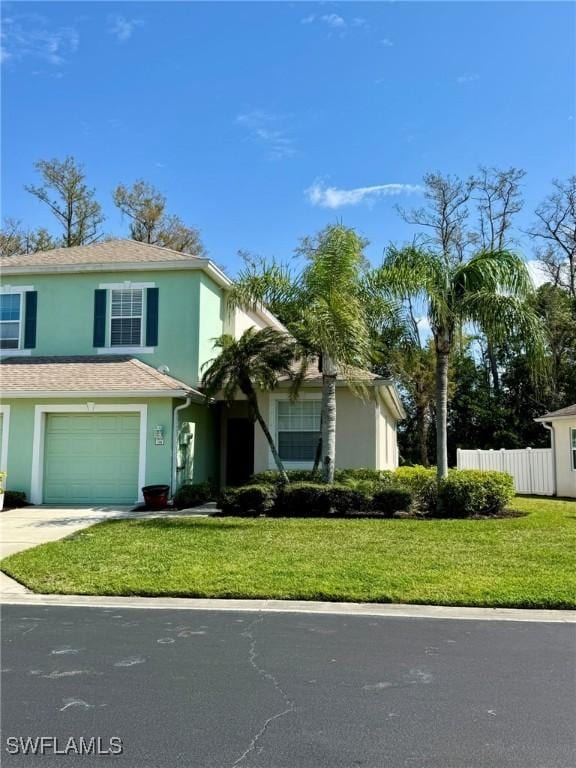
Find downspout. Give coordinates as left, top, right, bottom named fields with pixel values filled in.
left=172, top=397, right=191, bottom=496
left=540, top=422, right=557, bottom=496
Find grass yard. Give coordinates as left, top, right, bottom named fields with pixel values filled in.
left=2, top=496, right=575, bottom=608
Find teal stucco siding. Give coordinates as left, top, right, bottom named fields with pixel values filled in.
left=2, top=269, right=225, bottom=387
left=1, top=397, right=175, bottom=501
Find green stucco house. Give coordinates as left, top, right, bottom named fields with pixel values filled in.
left=0, top=240, right=404, bottom=505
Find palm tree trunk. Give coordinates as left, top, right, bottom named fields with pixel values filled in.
left=312, top=411, right=323, bottom=474
left=435, top=349, right=450, bottom=480
left=416, top=404, right=429, bottom=467
left=246, top=392, right=289, bottom=484
left=321, top=354, right=337, bottom=484
left=487, top=340, right=500, bottom=394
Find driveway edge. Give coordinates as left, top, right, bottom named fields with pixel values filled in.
left=1, top=592, right=574, bottom=622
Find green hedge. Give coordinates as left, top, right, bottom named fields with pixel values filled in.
left=173, top=482, right=214, bottom=510
left=372, top=487, right=413, bottom=517
left=249, top=468, right=396, bottom=486
left=244, top=482, right=411, bottom=518
left=394, top=466, right=438, bottom=513
left=273, top=483, right=332, bottom=516
left=220, top=467, right=514, bottom=518
left=247, top=469, right=322, bottom=485
left=438, top=470, right=515, bottom=517
left=218, top=485, right=277, bottom=516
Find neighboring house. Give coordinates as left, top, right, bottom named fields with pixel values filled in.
left=535, top=404, right=576, bottom=498
left=0, top=240, right=404, bottom=505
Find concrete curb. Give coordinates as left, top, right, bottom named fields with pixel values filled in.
left=1, top=592, right=574, bottom=622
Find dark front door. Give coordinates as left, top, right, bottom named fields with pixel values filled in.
left=226, top=418, right=255, bottom=486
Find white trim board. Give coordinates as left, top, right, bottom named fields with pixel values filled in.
left=5, top=389, right=188, bottom=398
left=30, top=404, right=147, bottom=505
left=0, top=350, right=32, bottom=358
left=98, top=281, right=156, bottom=289
left=0, top=285, right=35, bottom=293
left=96, top=347, right=155, bottom=355
left=0, top=405, right=11, bottom=474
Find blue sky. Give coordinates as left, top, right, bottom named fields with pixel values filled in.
left=2, top=1, right=574, bottom=277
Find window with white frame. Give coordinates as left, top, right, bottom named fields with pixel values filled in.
left=0, top=294, right=21, bottom=349
left=110, top=289, right=143, bottom=347
left=277, top=399, right=321, bottom=463
left=571, top=428, right=576, bottom=471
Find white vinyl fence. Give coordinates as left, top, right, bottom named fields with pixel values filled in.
left=456, top=447, right=554, bottom=496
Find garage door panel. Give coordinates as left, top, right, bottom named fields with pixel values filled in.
left=44, top=413, right=140, bottom=504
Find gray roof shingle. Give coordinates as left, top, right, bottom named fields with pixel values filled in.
left=278, top=359, right=387, bottom=384
left=0, top=355, right=200, bottom=396
left=1, top=239, right=202, bottom=269
left=536, top=403, right=576, bottom=420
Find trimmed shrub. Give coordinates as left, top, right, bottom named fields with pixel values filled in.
left=173, top=482, right=213, bottom=509
left=248, top=469, right=322, bottom=486
left=337, top=468, right=395, bottom=484
left=438, top=470, right=515, bottom=518
left=2, top=490, right=28, bottom=509
left=249, top=468, right=397, bottom=488
left=218, top=485, right=277, bottom=516
left=371, top=487, right=413, bottom=517
left=273, top=483, right=375, bottom=517
left=327, top=486, right=372, bottom=514
left=273, top=483, right=332, bottom=517
left=394, top=466, right=437, bottom=514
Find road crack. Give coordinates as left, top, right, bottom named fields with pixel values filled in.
left=231, top=614, right=295, bottom=767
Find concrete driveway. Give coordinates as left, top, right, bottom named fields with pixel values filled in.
left=0, top=503, right=216, bottom=595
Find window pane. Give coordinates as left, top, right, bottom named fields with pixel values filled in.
left=278, top=431, right=319, bottom=461
left=0, top=294, right=21, bottom=321
left=111, top=289, right=142, bottom=318
left=0, top=322, right=20, bottom=348
left=111, top=317, right=141, bottom=346
left=277, top=400, right=321, bottom=432
left=572, top=430, right=576, bottom=449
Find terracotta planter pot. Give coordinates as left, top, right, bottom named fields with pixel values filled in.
left=142, top=485, right=170, bottom=511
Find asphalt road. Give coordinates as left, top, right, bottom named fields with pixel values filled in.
left=1, top=605, right=574, bottom=768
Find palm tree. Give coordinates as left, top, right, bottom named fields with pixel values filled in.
left=229, top=224, right=372, bottom=483
left=378, top=246, right=545, bottom=479
left=201, top=327, right=300, bottom=484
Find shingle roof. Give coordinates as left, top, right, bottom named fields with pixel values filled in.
left=0, top=356, right=201, bottom=397
left=278, top=359, right=386, bottom=384
left=1, top=239, right=202, bottom=268
left=536, top=403, right=576, bottom=420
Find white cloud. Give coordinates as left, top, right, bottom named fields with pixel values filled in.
left=320, top=13, right=346, bottom=29
left=301, top=13, right=369, bottom=33
left=108, top=15, right=144, bottom=42
left=526, top=260, right=550, bottom=288
left=456, top=72, right=480, bottom=84
left=236, top=109, right=295, bottom=159
left=380, top=38, right=394, bottom=47
left=306, top=180, right=422, bottom=209
left=1, top=14, right=79, bottom=66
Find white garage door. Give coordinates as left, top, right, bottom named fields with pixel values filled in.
left=43, top=413, right=140, bottom=504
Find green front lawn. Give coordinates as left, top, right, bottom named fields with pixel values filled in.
left=2, top=497, right=575, bottom=608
